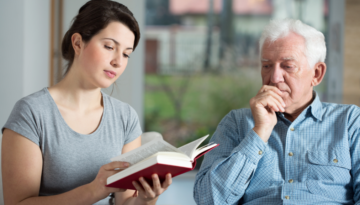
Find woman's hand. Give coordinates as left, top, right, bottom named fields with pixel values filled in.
left=88, top=161, right=130, bottom=201
left=132, top=173, right=172, bottom=203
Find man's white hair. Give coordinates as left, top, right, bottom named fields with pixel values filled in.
left=259, top=19, right=326, bottom=68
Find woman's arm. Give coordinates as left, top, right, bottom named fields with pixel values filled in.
left=2, top=129, right=126, bottom=205
left=115, top=136, right=172, bottom=205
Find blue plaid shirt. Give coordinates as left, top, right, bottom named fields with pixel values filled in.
left=194, top=93, right=360, bottom=205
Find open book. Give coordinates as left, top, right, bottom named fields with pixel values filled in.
left=106, top=135, right=218, bottom=190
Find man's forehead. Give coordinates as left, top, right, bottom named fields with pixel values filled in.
left=261, top=57, right=296, bottom=62
left=261, top=36, right=305, bottom=61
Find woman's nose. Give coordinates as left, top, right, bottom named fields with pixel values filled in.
left=111, top=54, right=122, bottom=68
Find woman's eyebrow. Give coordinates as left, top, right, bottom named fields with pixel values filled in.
left=101, top=38, right=133, bottom=50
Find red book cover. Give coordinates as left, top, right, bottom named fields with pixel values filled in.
left=106, top=144, right=219, bottom=190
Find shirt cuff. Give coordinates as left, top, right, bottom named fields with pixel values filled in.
left=232, top=129, right=268, bottom=164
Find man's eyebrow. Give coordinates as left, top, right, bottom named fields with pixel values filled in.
left=281, top=57, right=296, bottom=61
left=261, top=59, right=270, bottom=62
left=102, top=38, right=133, bottom=50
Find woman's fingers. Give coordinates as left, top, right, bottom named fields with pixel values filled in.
left=161, top=173, right=172, bottom=189
left=139, top=177, right=156, bottom=198
left=133, top=174, right=172, bottom=200
left=102, top=161, right=129, bottom=171
left=132, top=181, right=145, bottom=197
left=152, top=174, right=162, bottom=195
left=108, top=187, right=127, bottom=193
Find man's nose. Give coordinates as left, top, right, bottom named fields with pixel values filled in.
left=270, top=64, right=284, bottom=84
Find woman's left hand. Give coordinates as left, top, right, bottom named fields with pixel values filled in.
left=132, top=173, right=172, bottom=203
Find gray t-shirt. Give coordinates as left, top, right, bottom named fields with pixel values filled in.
left=2, top=88, right=142, bottom=205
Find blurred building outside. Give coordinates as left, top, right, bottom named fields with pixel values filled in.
left=145, top=0, right=326, bottom=75
left=143, top=0, right=328, bottom=149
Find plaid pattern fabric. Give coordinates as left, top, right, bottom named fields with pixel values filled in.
left=194, top=93, right=360, bottom=205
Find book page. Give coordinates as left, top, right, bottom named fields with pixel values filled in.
left=193, top=143, right=218, bottom=159
left=177, top=135, right=209, bottom=160
left=111, top=138, right=180, bottom=165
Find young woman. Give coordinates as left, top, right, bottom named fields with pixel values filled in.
left=1, top=1, right=172, bottom=204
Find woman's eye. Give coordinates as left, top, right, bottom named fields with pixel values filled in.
left=123, top=54, right=130, bottom=58
left=104, top=45, right=113, bottom=50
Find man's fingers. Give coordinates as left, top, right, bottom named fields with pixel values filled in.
left=261, top=98, right=281, bottom=112
left=256, top=93, right=284, bottom=112
left=266, top=90, right=285, bottom=107
left=254, top=90, right=285, bottom=112
left=266, top=94, right=285, bottom=112
left=259, top=85, right=282, bottom=95
left=259, top=86, right=285, bottom=106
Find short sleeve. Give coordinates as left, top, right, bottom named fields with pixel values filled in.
left=124, top=105, right=142, bottom=144
left=2, top=99, right=41, bottom=146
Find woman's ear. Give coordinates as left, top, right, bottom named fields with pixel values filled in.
left=311, top=62, right=327, bottom=86
left=71, top=33, right=83, bottom=56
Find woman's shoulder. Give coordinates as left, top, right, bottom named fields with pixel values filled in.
left=102, top=92, right=138, bottom=117
left=16, top=88, right=47, bottom=109
left=15, top=88, right=50, bottom=111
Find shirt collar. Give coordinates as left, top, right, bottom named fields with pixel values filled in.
left=276, top=91, right=323, bottom=122
left=307, top=91, right=323, bottom=121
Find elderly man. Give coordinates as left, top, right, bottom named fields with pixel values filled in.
left=194, top=19, right=360, bottom=204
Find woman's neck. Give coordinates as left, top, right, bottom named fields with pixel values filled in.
left=49, top=67, right=103, bottom=111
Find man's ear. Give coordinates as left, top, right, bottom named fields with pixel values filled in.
left=71, top=33, right=83, bottom=55
left=311, top=62, right=327, bottom=86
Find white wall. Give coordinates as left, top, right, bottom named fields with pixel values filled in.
left=0, top=1, right=50, bottom=204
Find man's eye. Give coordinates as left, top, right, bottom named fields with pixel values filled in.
left=262, top=65, right=270, bottom=69
left=104, top=45, right=113, bottom=50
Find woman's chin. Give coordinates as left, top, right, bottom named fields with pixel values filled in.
left=96, top=79, right=116, bottom=89
left=100, top=84, right=113, bottom=89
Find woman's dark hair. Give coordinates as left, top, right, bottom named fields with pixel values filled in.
left=61, top=0, right=140, bottom=75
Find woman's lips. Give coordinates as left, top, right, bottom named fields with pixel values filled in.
left=104, top=70, right=116, bottom=78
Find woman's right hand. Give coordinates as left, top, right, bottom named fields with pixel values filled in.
left=88, top=161, right=130, bottom=201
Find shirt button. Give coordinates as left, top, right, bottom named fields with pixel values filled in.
left=285, top=195, right=290, bottom=199
left=258, top=151, right=263, bottom=155
left=333, top=159, right=338, bottom=163
left=288, top=179, right=293, bottom=183
left=290, top=127, right=295, bottom=131
left=288, top=152, right=293, bottom=156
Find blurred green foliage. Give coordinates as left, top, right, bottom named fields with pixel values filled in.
left=144, top=71, right=261, bottom=145
left=144, top=71, right=261, bottom=168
